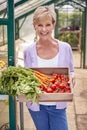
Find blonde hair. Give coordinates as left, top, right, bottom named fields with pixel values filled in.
left=33, top=6, right=56, bottom=25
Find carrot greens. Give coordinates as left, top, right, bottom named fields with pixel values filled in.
left=0, top=66, right=42, bottom=102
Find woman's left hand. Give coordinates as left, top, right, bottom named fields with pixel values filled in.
left=70, top=73, right=75, bottom=88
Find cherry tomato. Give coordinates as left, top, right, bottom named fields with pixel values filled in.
left=50, top=84, right=56, bottom=90
left=40, top=85, right=46, bottom=91
left=59, top=85, right=65, bottom=89
left=54, top=74, right=58, bottom=79
left=65, top=86, right=71, bottom=90
left=54, top=81, right=60, bottom=88
left=46, top=88, right=53, bottom=93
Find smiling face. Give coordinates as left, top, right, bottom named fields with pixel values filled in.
left=34, top=15, right=55, bottom=40
left=33, top=6, right=56, bottom=41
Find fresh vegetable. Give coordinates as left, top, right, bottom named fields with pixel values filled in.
left=0, top=66, right=71, bottom=102
left=50, top=84, right=56, bottom=91
left=46, top=87, right=53, bottom=93
left=0, top=66, right=42, bottom=102
left=34, top=70, right=50, bottom=88
left=37, top=73, right=71, bottom=93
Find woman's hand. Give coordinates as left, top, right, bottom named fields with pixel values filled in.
left=70, top=73, right=75, bottom=88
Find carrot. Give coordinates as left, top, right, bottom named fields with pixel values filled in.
left=34, top=71, right=50, bottom=80
left=34, top=70, right=50, bottom=88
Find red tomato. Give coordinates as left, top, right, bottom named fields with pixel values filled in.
left=50, top=84, right=56, bottom=90
left=46, top=88, right=53, bottom=93
left=59, top=85, right=65, bottom=89
left=54, top=74, right=58, bottom=79
left=40, top=85, right=46, bottom=91
left=65, top=86, right=71, bottom=90
left=54, top=81, right=60, bottom=88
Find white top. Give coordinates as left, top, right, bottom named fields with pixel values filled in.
left=37, top=54, right=58, bottom=105
left=37, top=54, right=58, bottom=67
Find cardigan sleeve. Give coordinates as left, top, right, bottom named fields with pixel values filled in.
left=68, top=45, right=74, bottom=73
left=58, top=41, right=74, bottom=73
left=24, top=48, right=32, bottom=67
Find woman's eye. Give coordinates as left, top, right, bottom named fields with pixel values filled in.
left=38, top=24, right=42, bottom=27
left=46, top=24, right=51, bottom=26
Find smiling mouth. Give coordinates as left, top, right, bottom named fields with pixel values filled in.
left=41, top=32, right=48, bottom=36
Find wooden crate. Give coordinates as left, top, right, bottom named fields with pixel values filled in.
left=18, top=67, right=73, bottom=102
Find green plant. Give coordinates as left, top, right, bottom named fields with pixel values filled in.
left=58, top=32, right=79, bottom=46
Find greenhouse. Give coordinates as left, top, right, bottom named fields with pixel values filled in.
left=0, top=0, right=87, bottom=130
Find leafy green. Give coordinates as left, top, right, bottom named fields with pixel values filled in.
left=0, top=66, right=42, bottom=102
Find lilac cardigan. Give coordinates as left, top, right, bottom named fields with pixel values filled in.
left=24, top=40, right=74, bottom=111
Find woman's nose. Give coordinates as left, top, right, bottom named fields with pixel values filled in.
left=42, top=26, right=46, bottom=31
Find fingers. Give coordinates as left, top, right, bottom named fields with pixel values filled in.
left=70, top=72, right=75, bottom=88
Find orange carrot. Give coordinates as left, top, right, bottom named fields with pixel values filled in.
left=34, top=70, right=49, bottom=78
left=34, top=70, right=50, bottom=87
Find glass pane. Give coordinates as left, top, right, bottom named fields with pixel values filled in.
left=16, top=14, right=35, bottom=67
left=0, top=25, right=8, bottom=66
left=0, top=24, right=8, bottom=129
left=19, top=13, right=35, bottom=42
left=0, top=95, right=9, bottom=129
left=0, top=0, right=7, bottom=18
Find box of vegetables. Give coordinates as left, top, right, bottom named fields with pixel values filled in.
left=0, top=66, right=73, bottom=102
